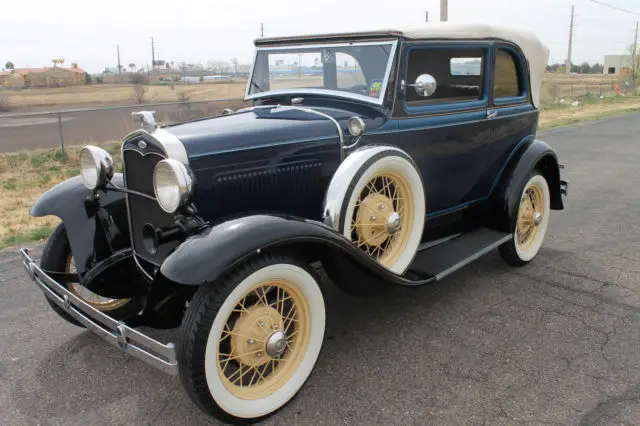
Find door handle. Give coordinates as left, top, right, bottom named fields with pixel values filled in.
left=487, top=110, right=498, bottom=119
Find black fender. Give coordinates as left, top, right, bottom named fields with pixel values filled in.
left=489, top=138, right=564, bottom=233
left=159, top=214, right=435, bottom=288
left=31, top=174, right=130, bottom=275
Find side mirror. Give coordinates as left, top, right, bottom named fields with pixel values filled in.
left=409, top=74, right=437, bottom=97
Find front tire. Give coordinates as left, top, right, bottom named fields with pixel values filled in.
left=177, top=254, right=326, bottom=423
left=40, top=223, right=140, bottom=326
left=499, top=172, right=551, bottom=266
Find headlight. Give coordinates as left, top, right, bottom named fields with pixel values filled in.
left=153, top=159, right=193, bottom=213
left=80, top=146, right=114, bottom=190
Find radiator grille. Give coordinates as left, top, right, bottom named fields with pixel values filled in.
left=123, top=149, right=177, bottom=265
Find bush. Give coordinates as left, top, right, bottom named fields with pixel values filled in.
left=130, top=73, right=150, bottom=85
left=84, top=72, right=92, bottom=84
left=0, top=92, right=10, bottom=112
left=177, top=90, right=192, bottom=103
left=96, top=76, right=104, bottom=84
left=132, top=85, right=146, bottom=103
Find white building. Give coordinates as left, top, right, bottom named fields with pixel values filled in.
left=603, top=55, right=633, bottom=75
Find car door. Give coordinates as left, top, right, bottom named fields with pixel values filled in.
left=389, top=42, right=494, bottom=215
left=482, top=44, right=538, bottom=192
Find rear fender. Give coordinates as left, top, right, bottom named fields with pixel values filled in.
left=159, top=214, right=434, bottom=288
left=31, top=174, right=129, bottom=274
left=489, top=138, right=564, bottom=232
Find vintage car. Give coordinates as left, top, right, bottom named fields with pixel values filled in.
left=20, top=23, right=567, bottom=422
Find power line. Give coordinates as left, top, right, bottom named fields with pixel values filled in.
left=589, top=0, right=639, bottom=16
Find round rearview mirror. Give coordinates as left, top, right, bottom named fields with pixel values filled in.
left=412, top=74, right=437, bottom=97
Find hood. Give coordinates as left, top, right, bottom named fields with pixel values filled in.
left=164, top=105, right=386, bottom=158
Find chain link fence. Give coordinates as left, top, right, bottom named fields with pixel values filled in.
left=0, top=98, right=248, bottom=155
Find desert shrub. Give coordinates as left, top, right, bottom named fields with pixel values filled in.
left=130, top=73, right=149, bottom=85
left=132, top=85, right=146, bottom=103
left=0, top=92, right=10, bottom=112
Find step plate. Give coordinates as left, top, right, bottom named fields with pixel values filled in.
left=408, top=229, right=512, bottom=281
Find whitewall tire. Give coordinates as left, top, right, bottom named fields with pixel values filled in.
left=339, top=151, right=425, bottom=274
left=499, top=172, right=551, bottom=266
left=177, top=254, right=325, bottom=423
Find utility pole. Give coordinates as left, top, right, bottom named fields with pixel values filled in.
left=151, top=37, right=156, bottom=70
left=633, top=21, right=639, bottom=89
left=261, top=22, right=264, bottom=38
left=425, top=11, right=429, bottom=22
left=566, top=5, right=575, bottom=74
left=117, top=45, right=121, bottom=83
left=440, top=0, right=448, bottom=21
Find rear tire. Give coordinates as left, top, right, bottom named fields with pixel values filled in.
left=177, top=254, right=325, bottom=423
left=499, top=172, right=551, bottom=266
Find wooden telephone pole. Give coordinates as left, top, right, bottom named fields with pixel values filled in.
left=440, top=0, right=448, bottom=21
left=566, top=5, right=575, bottom=74
left=633, top=21, right=639, bottom=88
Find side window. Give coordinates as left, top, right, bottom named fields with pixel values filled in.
left=494, top=48, right=523, bottom=98
left=405, top=47, right=485, bottom=105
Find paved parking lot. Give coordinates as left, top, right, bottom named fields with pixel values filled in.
left=2, top=115, right=640, bottom=425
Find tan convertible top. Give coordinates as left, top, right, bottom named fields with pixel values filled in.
left=257, top=23, right=549, bottom=107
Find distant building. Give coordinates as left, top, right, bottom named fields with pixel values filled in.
left=603, top=55, right=633, bottom=75
left=0, top=66, right=85, bottom=88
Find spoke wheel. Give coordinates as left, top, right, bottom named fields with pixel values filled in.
left=516, top=183, right=544, bottom=252
left=338, top=150, right=425, bottom=275
left=350, top=172, right=414, bottom=269
left=178, top=254, right=325, bottom=422
left=217, top=278, right=310, bottom=400
left=499, top=172, right=551, bottom=266
left=66, top=256, right=130, bottom=311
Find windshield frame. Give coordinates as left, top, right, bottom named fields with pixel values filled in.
left=245, top=39, right=399, bottom=106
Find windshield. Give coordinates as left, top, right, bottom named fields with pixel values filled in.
left=247, top=41, right=397, bottom=104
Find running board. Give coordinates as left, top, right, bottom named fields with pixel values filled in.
left=406, top=229, right=512, bottom=282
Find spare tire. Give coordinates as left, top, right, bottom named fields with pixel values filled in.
left=324, top=147, right=425, bottom=274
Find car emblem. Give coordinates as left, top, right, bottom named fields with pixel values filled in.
left=137, top=140, right=147, bottom=149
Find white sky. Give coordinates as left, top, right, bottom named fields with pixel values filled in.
left=1, top=0, right=639, bottom=73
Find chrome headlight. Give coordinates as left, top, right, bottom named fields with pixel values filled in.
left=153, top=159, right=193, bottom=213
left=80, top=146, right=114, bottom=190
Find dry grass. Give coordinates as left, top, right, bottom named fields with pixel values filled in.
left=539, top=94, right=640, bottom=129
left=0, top=142, right=121, bottom=250
left=5, top=82, right=248, bottom=111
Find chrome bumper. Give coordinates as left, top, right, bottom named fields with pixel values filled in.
left=20, top=248, right=178, bottom=375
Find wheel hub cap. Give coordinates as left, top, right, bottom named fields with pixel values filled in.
left=386, top=212, right=402, bottom=234
left=265, top=330, right=287, bottom=357
left=533, top=211, right=543, bottom=226
left=355, top=192, right=398, bottom=247
left=230, top=305, right=283, bottom=367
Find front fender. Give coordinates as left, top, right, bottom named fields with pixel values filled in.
left=31, top=174, right=129, bottom=274
left=490, top=138, right=564, bottom=232
left=159, top=214, right=434, bottom=287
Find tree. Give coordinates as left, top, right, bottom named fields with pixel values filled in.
left=84, top=72, right=92, bottom=84
left=579, top=62, right=592, bottom=74
left=592, top=62, right=604, bottom=74
left=52, top=58, right=64, bottom=68
left=5, top=61, right=14, bottom=70
left=230, top=57, right=239, bottom=74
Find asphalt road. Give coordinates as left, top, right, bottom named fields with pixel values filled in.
left=2, top=115, right=640, bottom=425
left=0, top=99, right=247, bottom=153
